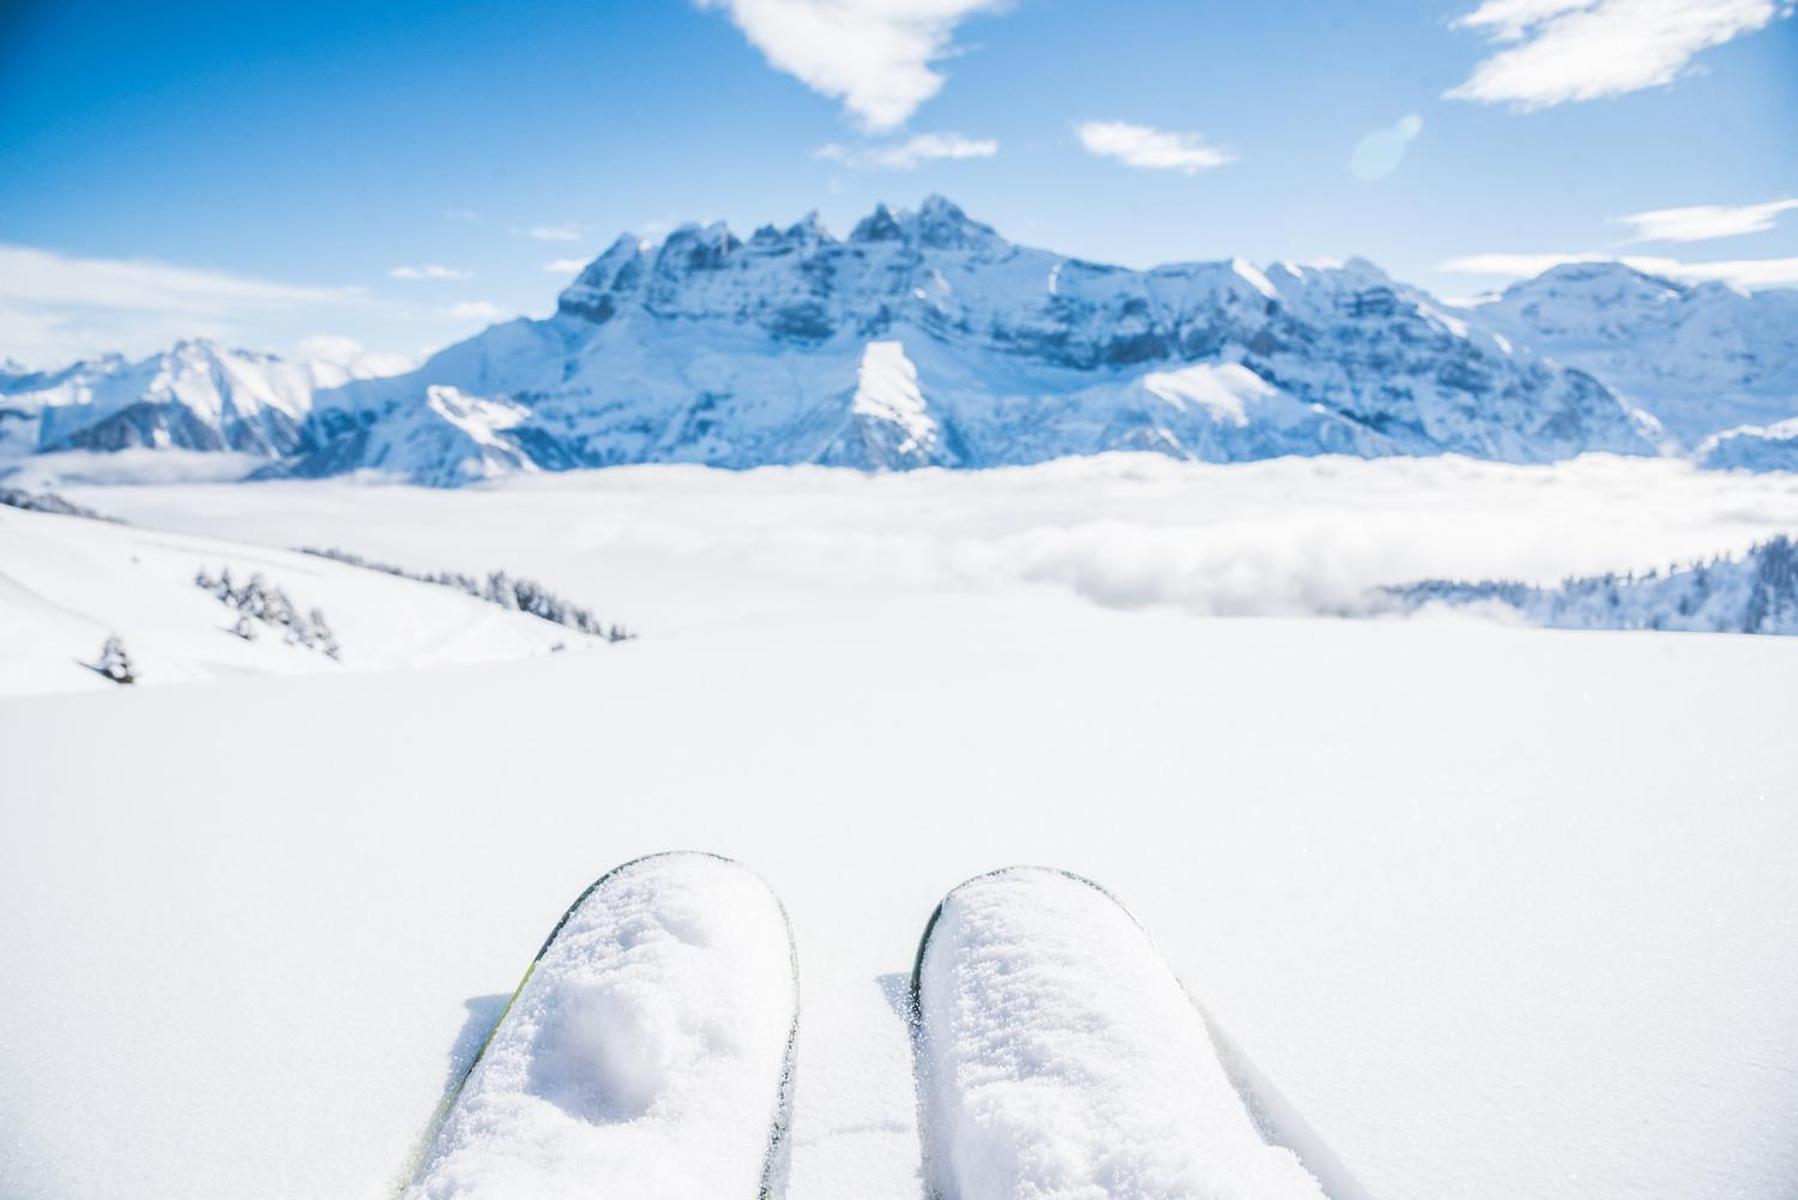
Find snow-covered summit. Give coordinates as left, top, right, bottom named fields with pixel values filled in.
left=1470, top=262, right=1798, bottom=442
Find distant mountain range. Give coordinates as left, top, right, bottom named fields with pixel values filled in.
left=3, top=197, right=1794, bottom=485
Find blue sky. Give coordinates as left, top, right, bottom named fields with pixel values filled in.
left=1, top=0, right=1793, bottom=367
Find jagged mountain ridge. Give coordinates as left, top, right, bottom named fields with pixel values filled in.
left=266, top=197, right=1655, bottom=482
left=20, top=198, right=1794, bottom=484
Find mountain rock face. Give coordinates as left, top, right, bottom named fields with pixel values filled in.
left=258, top=198, right=1656, bottom=483
left=0, top=341, right=353, bottom=459
left=1467, top=262, right=1798, bottom=445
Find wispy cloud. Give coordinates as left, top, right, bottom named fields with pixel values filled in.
left=816, top=131, right=998, bottom=170
left=447, top=300, right=510, bottom=321
left=1075, top=120, right=1235, bottom=174
left=542, top=258, right=590, bottom=275
left=517, top=224, right=582, bottom=242
left=0, top=245, right=360, bottom=313
left=443, top=208, right=479, bottom=222
left=294, top=334, right=416, bottom=378
left=1446, top=0, right=1792, bottom=109
left=694, top=0, right=1009, bottom=131
left=388, top=264, right=472, bottom=281
left=0, top=244, right=364, bottom=366
left=1613, top=198, right=1798, bottom=243
left=1439, top=250, right=1798, bottom=289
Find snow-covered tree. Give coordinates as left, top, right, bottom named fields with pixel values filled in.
left=233, top=614, right=258, bottom=641
left=98, top=636, right=135, bottom=685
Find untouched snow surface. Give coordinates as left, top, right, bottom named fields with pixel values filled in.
left=407, top=853, right=796, bottom=1199
left=915, top=868, right=1328, bottom=1200
left=2, top=456, right=1796, bottom=1200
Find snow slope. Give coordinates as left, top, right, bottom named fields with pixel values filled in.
left=0, top=505, right=596, bottom=694
left=2, top=593, right=1793, bottom=1200
left=914, top=868, right=1328, bottom=1200
left=406, top=853, right=797, bottom=1200
left=2, top=460, right=1796, bottom=1200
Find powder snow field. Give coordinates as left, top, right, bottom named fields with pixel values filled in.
left=2, top=454, right=1797, bottom=1200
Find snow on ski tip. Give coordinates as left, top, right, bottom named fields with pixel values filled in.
left=910, top=867, right=1329, bottom=1200
left=404, top=851, right=799, bottom=1200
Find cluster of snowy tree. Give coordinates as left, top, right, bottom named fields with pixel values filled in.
left=1388, top=535, right=1798, bottom=635
left=299, top=546, right=634, bottom=641
left=0, top=486, right=121, bottom=522
left=194, top=567, right=342, bottom=658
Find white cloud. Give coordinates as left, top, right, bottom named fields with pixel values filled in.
left=1446, top=0, right=1792, bottom=108
left=1074, top=120, right=1235, bottom=174
left=1613, top=198, right=1798, bottom=242
left=518, top=224, right=581, bottom=242
left=294, top=335, right=416, bottom=379
left=694, top=0, right=1009, bottom=131
left=388, top=264, right=471, bottom=281
left=816, top=131, right=998, bottom=170
left=1439, top=250, right=1798, bottom=289
left=0, top=245, right=360, bottom=314
left=0, top=244, right=364, bottom=367
left=444, top=208, right=479, bottom=222
left=542, top=259, right=590, bottom=275
left=1349, top=114, right=1424, bottom=182
left=447, top=301, right=510, bottom=322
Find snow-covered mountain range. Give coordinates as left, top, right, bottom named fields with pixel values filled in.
left=3, top=198, right=1793, bottom=485
left=0, top=340, right=378, bottom=460
left=1469, top=261, right=1798, bottom=443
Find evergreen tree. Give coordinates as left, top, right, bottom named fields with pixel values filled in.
left=98, top=636, right=135, bottom=685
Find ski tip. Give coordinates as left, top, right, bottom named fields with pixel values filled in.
left=908, top=865, right=1137, bottom=1017
left=537, top=850, right=789, bottom=961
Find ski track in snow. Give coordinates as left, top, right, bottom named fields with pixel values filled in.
left=1, top=457, right=1796, bottom=1200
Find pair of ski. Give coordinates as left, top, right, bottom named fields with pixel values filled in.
left=404, top=853, right=1350, bottom=1199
